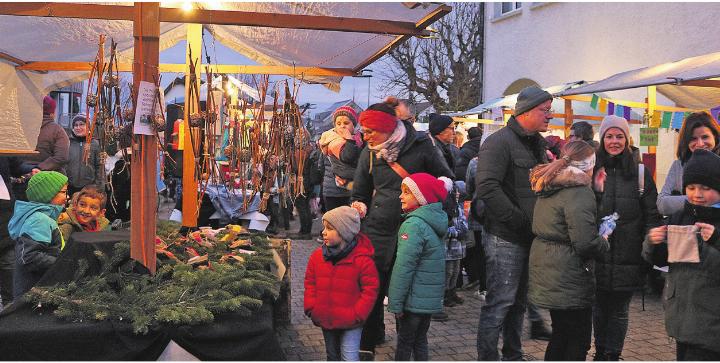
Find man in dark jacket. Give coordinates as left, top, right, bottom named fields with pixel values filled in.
left=475, top=86, right=552, bottom=361
left=428, top=113, right=458, bottom=174
left=455, top=126, right=482, bottom=179
left=27, top=96, right=70, bottom=174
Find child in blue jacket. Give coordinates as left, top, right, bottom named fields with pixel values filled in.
left=9, top=171, right=68, bottom=299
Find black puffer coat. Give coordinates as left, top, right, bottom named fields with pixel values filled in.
left=455, top=136, right=482, bottom=180
left=475, top=117, right=547, bottom=245
left=595, top=155, right=661, bottom=291
left=352, top=121, right=454, bottom=272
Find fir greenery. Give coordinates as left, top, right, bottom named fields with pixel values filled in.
left=24, top=221, right=281, bottom=335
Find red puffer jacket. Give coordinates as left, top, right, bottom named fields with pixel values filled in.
left=304, top=233, right=379, bottom=330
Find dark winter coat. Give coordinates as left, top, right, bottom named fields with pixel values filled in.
left=529, top=167, right=609, bottom=310
left=322, top=155, right=351, bottom=199
left=432, top=136, right=457, bottom=178
left=455, top=136, right=482, bottom=180
left=0, top=157, right=23, bottom=251
left=304, top=233, right=379, bottom=330
left=388, top=202, right=447, bottom=314
left=643, top=202, right=720, bottom=353
left=27, top=115, right=69, bottom=173
left=67, top=134, right=104, bottom=190
left=595, top=156, right=661, bottom=291
left=352, top=120, right=454, bottom=272
left=8, top=200, right=63, bottom=299
left=475, top=116, right=548, bottom=245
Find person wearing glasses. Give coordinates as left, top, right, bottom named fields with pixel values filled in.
left=7, top=171, right=68, bottom=299
left=475, top=86, right=553, bottom=360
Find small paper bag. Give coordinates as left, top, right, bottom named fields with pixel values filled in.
left=667, top=225, right=700, bottom=263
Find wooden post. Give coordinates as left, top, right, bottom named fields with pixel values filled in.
left=131, top=2, right=159, bottom=273
left=564, top=98, right=573, bottom=138
left=182, top=23, right=202, bottom=227
left=647, top=86, right=657, bottom=155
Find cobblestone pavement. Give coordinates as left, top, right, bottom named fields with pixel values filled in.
left=275, top=219, right=676, bottom=361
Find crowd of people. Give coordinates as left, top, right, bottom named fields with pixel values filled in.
left=0, top=90, right=718, bottom=362
left=303, top=88, right=720, bottom=361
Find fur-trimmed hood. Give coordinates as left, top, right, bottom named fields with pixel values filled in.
left=537, top=166, right=592, bottom=197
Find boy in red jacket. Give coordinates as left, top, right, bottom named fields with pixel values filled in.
left=304, top=206, right=379, bottom=361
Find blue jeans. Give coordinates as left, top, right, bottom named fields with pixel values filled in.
left=477, top=231, right=529, bottom=361
left=395, top=312, right=432, bottom=361
left=322, top=326, right=363, bottom=361
left=593, top=290, right=633, bottom=356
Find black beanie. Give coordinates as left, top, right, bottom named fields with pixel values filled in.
left=428, top=113, right=453, bottom=136
left=683, top=149, right=720, bottom=193
left=467, top=126, right=482, bottom=139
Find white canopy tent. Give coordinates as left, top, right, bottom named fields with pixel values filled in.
left=0, top=2, right=450, bottom=152
left=557, top=51, right=720, bottom=110
left=448, top=81, right=587, bottom=117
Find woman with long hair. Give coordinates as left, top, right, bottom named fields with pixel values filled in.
left=657, top=111, right=720, bottom=216
left=529, top=140, right=609, bottom=361
left=591, top=115, right=662, bottom=360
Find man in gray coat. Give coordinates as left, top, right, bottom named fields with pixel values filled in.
left=475, top=86, right=552, bottom=360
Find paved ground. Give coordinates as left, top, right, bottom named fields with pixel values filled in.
left=274, top=217, right=677, bottom=361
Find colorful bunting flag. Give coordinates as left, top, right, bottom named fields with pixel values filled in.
left=671, top=112, right=684, bottom=129
left=623, top=106, right=631, bottom=120
left=662, top=111, right=672, bottom=128
left=650, top=111, right=661, bottom=128
left=615, top=104, right=624, bottom=117
left=599, top=99, right=607, bottom=114
left=590, top=94, right=599, bottom=110
left=607, top=102, right=615, bottom=115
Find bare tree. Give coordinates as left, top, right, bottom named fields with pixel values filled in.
left=379, top=2, right=483, bottom=113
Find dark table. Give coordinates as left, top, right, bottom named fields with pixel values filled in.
left=0, top=231, right=285, bottom=360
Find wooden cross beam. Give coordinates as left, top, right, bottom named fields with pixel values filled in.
left=0, top=2, right=435, bottom=36
left=16, top=61, right=357, bottom=76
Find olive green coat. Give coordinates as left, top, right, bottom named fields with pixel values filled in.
left=529, top=167, right=609, bottom=310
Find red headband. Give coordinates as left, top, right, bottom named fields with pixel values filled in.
left=359, top=110, right=397, bottom=133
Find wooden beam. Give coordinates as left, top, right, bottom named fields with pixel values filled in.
left=0, top=2, right=134, bottom=21
left=130, top=1, right=159, bottom=274
left=17, top=62, right=357, bottom=76
left=353, top=4, right=451, bottom=72
left=564, top=98, right=573, bottom=138
left=0, top=51, right=27, bottom=66
left=561, top=94, right=697, bottom=113
left=182, top=23, right=202, bottom=228
left=0, top=2, right=434, bottom=36
left=160, top=7, right=428, bottom=36
left=679, top=79, right=720, bottom=88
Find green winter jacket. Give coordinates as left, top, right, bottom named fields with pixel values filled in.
left=388, top=202, right=447, bottom=314
left=529, top=167, right=609, bottom=310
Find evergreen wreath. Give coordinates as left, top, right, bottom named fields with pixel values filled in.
left=24, top=221, right=281, bottom=335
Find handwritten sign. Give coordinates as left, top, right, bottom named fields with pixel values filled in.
left=133, top=81, right=163, bottom=135
left=639, top=127, right=658, bottom=146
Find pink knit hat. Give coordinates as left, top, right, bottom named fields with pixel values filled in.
left=332, top=106, right=359, bottom=125
left=401, top=173, right=449, bottom=206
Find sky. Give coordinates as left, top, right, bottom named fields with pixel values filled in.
left=158, top=33, right=390, bottom=118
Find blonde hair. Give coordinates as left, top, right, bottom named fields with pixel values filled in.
left=530, top=141, right=595, bottom=192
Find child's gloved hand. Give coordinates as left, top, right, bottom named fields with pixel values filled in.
left=447, top=226, right=459, bottom=238
left=351, top=201, right=367, bottom=218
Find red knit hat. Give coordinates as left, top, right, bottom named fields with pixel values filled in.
left=333, top=106, right=359, bottom=125
left=359, top=109, right=397, bottom=133
left=401, top=173, right=449, bottom=206
left=43, top=95, right=56, bottom=115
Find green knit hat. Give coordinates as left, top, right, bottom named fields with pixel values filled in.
left=26, top=171, right=68, bottom=203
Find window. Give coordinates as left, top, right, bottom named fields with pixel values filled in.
left=501, top=2, right=522, bottom=14
left=493, top=2, right=522, bottom=20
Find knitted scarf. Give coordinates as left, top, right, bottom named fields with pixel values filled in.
left=367, top=120, right=406, bottom=163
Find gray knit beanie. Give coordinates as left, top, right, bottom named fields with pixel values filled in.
left=322, top=206, right=361, bottom=242
left=514, top=86, right=553, bottom=116
left=599, top=115, right=630, bottom=139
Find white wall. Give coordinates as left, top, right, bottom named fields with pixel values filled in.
left=483, top=2, right=720, bottom=187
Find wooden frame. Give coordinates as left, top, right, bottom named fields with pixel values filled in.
left=17, top=62, right=357, bottom=76
left=0, top=2, right=436, bottom=36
